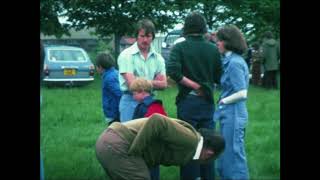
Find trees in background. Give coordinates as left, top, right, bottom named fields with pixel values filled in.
left=40, top=0, right=70, bottom=38
left=40, top=0, right=280, bottom=57
left=190, top=0, right=280, bottom=42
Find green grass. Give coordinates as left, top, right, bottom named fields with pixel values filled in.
left=41, top=78, right=280, bottom=180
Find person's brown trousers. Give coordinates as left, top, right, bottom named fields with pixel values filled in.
left=95, top=128, right=151, bottom=180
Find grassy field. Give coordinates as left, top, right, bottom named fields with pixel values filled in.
left=41, top=76, right=280, bottom=180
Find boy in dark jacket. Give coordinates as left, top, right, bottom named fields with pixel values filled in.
left=96, top=53, right=122, bottom=125
left=129, top=77, right=167, bottom=180
left=130, top=77, right=167, bottom=119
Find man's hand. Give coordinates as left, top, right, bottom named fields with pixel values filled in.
left=195, top=87, right=205, bottom=97
left=179, top=76, right=204, bottom=96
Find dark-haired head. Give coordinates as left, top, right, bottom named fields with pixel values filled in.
left=198, top=128, right=225, bottom=162
left=95, top=53, right=115, bottom=70
left=216, top=25, right=247, bottom=55
left=183, top=11, right=207, bottom=35
left=135, top=19, right=156, bottom=40
left=252, top=42, right=260, bottom=50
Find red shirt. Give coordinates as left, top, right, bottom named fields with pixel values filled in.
left=144, top=102, right=167, bottom=117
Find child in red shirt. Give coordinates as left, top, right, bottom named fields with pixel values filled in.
left=130, top=77, right=167, bottom=180
left=130, top=78, right=167, bottom=119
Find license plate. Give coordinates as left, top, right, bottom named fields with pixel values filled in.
left=64, top=69, right=76, bottom=76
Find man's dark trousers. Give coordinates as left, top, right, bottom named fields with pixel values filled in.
left=177, top=94, right=216, bottom=180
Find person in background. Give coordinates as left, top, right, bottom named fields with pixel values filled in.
left=166, top=11, right=222, bottom=180
left=173, top=34, right=185, bottom=45
left=205, top=30, right=217, bottom=45
left=117, top=18, right=167, bottom=122
left=243, top=44, right=252, bottom=70
left=214, top=25, right=250, bottom=180
left=95, top=113, right=226, bottom=180
left=130, top=77, right=167, bottom=180
left=210, top=32, right=218, bottom=44
left=261, top=31, right=280, bottom=89
left=251, top=42, right=263, bottom=86
left=96, top=53, right=122, bottom=125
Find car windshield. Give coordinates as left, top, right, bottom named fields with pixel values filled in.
left=166, top=34, right=181, bottom=46
left=49, top=49, right=87, bottom=62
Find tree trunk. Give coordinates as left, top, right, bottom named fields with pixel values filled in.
left=114, top=33, right=121, bottom=69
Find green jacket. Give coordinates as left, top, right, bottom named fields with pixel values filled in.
left=262, top=39, right=280, bottom=71
left=109, top=113, right=201, bottom=167
left=166, top=35, right=222, bottom=104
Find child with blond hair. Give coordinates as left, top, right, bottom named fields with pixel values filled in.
left=130, top=78, right=167, bottom=119
left=129, top=77, right=167, bottom=180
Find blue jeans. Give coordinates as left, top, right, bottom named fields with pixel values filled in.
left=149, top=166, right=160, bottom=180
left=215, top=104, right=249, bottom=180
left=119, top=94, right=138, bottom=122
left=177, top=95, right=216, bottom=180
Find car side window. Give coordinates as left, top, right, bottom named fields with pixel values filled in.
left=73, top=51, right=86, bottom=61
left=49, top=50, right=59, bottom=61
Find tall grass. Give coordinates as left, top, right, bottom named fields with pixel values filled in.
left=41, top=78, right=280, bottom=180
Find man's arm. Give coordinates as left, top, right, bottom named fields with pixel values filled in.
left=122, top=73, right=167, bottom=90
left=151, top=54, right=167, bottom=89
left=166, top=44, right=203, bottom=94
left=151, top=73, right=167, bottom=89
left=179, top=77, right=204, bottom=96
left=118, top=52, right=135, bottom=89
left=128, top=113, right=199, bottom=156
left=166, top=45, right=183, bottom=82
left=121, top=73, right=136, bottom=88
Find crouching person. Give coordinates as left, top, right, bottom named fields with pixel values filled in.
left=95, top=113, right=225, bottom=180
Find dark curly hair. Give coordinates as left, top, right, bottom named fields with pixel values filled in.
left=198, top=128, right=225, bottom=160
left=216, top=25, right=247, bottom=55
left=183, top=11, right=207, bottom=35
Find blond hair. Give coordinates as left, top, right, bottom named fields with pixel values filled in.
left=129, top=78, right=153, bottom=93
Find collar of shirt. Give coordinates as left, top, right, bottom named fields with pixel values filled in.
left=185, top=35, right=205, bottom=41
left=224, top=51, right=232, bottom=57
left=193, top=135, right=204, bottom=160
left=102, top=67, right=113, bottom=77
left=142, top=95, right=156, bottom=106
left=128, top=42, right=156, bottom=57
left=222, top=51, right=233, bottom=66
left=100, top=68, right=106, bottom=75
